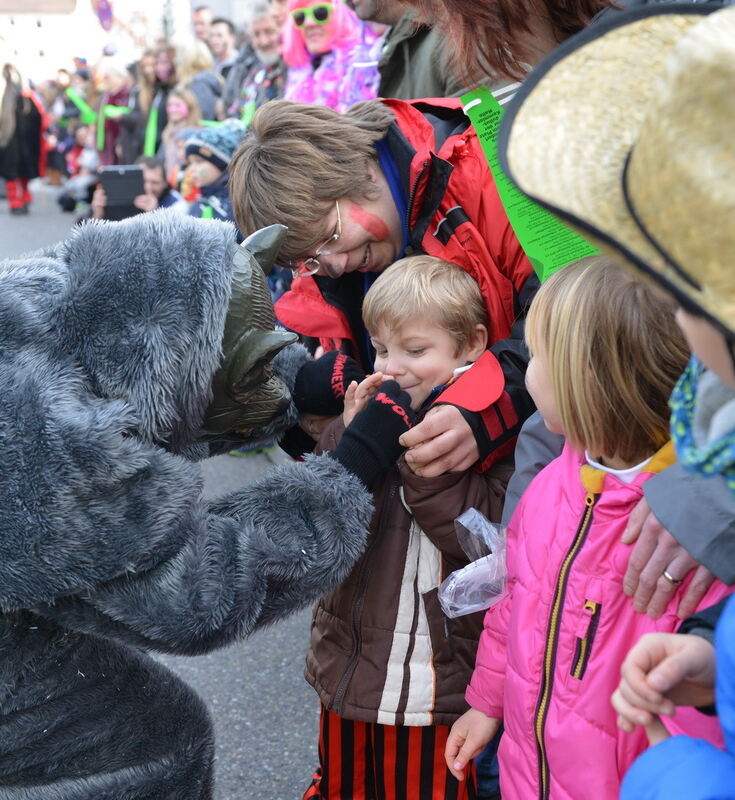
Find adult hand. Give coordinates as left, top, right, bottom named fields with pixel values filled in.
left=399, top=405, right=479, bottom=477
left=133, top=193, right=159, bottom=212
left=91, top=185, right=107, bottom=220
left=621, top=498, right=715, bottom=619
left=612, top=632, right=715, bottom=734
left=445, top=708, right=501, bottom=782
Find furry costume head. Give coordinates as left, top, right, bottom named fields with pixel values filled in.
left=38, top=211, right=296, bottom=455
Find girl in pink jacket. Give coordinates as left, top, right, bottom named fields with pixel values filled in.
left=446, top=257, right=733, bottom=800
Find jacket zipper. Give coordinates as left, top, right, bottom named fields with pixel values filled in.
left=571, top=600, right=601, bottom=680
left=404, top=160, right=429, bottom=251
left=534, top=491, right=598, bottom=800
left=332, top=478, right=398, bottom=715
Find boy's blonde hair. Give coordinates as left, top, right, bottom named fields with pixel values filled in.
left=526, top=256, right=689, bottom=463
left=362, top=256, right=488, bottom=353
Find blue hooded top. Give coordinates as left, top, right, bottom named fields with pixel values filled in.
left=621, top=594, right=735, bottom=800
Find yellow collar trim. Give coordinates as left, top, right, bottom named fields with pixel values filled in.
left=580, top=440, right=676, bottom=494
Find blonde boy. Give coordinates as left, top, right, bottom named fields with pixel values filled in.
left=303, top=255, right=513, bottom=800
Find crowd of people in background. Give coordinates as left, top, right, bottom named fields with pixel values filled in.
left=1, top=0, right=480, bottom=225
left=1, top=0, right=477, bottom=298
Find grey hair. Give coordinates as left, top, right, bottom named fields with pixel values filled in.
left=243, top=0, right=273, bottom=31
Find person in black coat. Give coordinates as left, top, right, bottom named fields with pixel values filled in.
left=0, top=61, right=47, bottom=215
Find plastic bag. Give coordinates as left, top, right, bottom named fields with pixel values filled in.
left=438, top=508, right=508, bottom=618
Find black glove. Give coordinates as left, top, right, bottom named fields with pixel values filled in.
left=279, top=423, right=317, bottom=459
left=332, top=380, right=415, bottom=489
left=293, top=351, right=366, bottom=416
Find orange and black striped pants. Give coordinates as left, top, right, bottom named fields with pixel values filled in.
left=303, top=706, right=477, bottom=800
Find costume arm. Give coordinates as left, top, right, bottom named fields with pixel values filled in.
left=644, top=464, right=735, bottom=584
left=34, top=453, right=372, bottom=655
left=399, top=456, right=513, bottom=564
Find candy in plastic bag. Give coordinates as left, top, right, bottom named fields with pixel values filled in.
left=438, top=508, right=507, bottom=618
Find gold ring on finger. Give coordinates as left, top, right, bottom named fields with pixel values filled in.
left=662, top=569, right=683, bottom=586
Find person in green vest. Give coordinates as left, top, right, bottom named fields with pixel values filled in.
left=140, top=45, right=178, bottom=159
left=94, top=61, right=132, bottom=166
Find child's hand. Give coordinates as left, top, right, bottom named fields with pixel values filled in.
left=611, top=632, right=715, bottom=734
left=445, top=708, right=501, bottom=782
left=343, top=372, right=392, bottom=427
left=644, top=715, right=671, bottom=747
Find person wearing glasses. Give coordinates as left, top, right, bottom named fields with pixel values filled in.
left=281, top=0, right=380, bottom=111
left=230, top=98, right=537, bottom=478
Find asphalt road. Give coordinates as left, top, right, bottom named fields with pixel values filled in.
left=1, top=180, right=319, bottom=799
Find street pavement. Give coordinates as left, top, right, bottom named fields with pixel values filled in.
left=1, top=181, right=319, bottom=799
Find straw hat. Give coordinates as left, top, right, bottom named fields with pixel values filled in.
left=498, top=3, right=735, bottom=337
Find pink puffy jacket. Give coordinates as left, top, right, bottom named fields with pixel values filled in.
left=466, top=441, right=732, bottom=800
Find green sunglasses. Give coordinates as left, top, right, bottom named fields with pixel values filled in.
left=291, top=3, right=333, bottom=26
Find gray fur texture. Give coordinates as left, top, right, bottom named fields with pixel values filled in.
left=0, top=212, right=372, bottom=798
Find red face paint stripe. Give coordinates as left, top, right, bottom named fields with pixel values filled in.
left=349, top=203, right=389, bottom=242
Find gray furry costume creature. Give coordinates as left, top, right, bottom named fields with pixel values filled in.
left=0, top=211, right=414, bottom=799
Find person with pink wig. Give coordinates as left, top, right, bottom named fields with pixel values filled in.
left=282, top=0, right=380, bottom=111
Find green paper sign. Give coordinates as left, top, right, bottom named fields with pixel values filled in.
left=462, top=86, right=598, bottom=282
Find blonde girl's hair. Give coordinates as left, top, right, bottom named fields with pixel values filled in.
left=135, top=50, right=158, bottom=115
left=362, top=256, right=488, bottom=354
left=164, top=88, right=202, bottom=129
left=525, top=256, right=689, bottom=464
left=229, top=99, right=395, bottom=264
left=175, top=39, right=217, bottom=83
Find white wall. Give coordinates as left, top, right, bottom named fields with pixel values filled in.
left=0, top=0, right=191, bottom=82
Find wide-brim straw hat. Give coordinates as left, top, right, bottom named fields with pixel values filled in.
left=498, top=3, right=735, bottom=338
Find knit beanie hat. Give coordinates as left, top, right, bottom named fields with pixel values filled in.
left=185, top=121, right=246, bottom=172
left=175, top=126, right=202, bottom=143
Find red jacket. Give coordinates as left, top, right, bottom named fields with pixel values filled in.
left=276, top=97, right=537, bottom=467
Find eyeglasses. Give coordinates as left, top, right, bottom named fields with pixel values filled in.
left=291, top=3, right=332, bottom=27
left=284, top=200, right=342, bottom=278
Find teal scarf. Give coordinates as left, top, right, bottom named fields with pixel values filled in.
left=670, top=355, right=735, bottom=494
